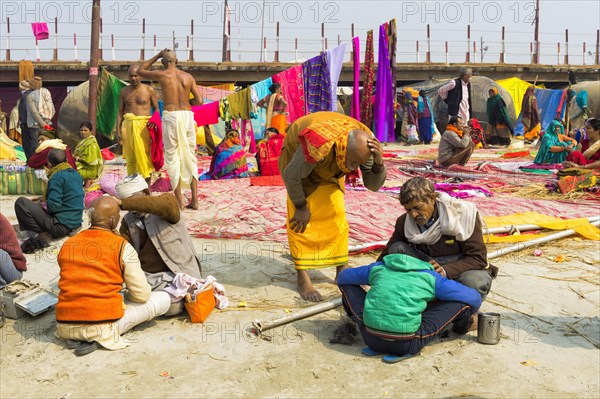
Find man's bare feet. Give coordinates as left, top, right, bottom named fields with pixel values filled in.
left=297, top=270, right=323, bottom=302
left=185, top=202, right=199, bottom=210
left=335, top=264, right=350, bottom=283
left=468, top=314, right=479, bottom=332
left=174, top=184, right=185, bottom=210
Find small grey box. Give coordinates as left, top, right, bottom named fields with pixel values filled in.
left=0, top=287, right=58, bottom=319
left=0, top=290, right=28, bottom=319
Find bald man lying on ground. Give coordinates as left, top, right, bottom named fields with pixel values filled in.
left=55, top=196, right=170, bottom=356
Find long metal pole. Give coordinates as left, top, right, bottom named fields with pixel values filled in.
left=397, top=165, right=484, bottom=179
left=348, top=217, right=600, bottom=252
left=222, top=0, right=228, bottom=62
left=487, top=220, right=600, bottom=258
left=250, top=298, right=343, bottom=335
left=251, top=219, right=600, bottom=335
left=88, top=0, right=101, bottom=133
left=533, top=0, right=540, bottom=64
left=259, top=0, right=266, bottom=62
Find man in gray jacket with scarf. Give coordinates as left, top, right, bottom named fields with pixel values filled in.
left=378, top=177, right=497, bottom=298
left=115, top=174, right=202, bottom=313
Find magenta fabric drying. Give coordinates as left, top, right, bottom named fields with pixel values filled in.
left=351, top=37, right=361, bottom=121
left=31, top=22, right=49, bottom=40
left=373, top=25, right=395, bottom=142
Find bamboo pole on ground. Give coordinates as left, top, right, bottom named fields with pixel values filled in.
left=348, top=216, right=600, bottom=252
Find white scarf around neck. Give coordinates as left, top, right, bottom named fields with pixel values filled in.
left=404, top=192, right=480, bottom=245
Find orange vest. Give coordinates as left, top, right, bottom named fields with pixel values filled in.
left=56, top=227, right=127, bottom=323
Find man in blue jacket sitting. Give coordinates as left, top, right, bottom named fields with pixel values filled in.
left=337, top=253, right=481, bottom=359
left=15, top=149, right=84, bottom=253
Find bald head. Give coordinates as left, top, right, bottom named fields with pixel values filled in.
left=128, top=64, right=141, bottom=85
left=346, top=130, right=373, bottom=171
left=162, top=50, right=176, bottom=64
left=89, top=196, right=121, bottom=229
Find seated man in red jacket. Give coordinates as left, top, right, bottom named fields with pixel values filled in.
left=378, top=177, right=497, bottom=298
left=0, top=212, right=26, bottom=288
left=27, top=128, right=76, bottom=171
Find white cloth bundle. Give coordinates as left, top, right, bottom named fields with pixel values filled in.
left=115, top=174, right=149, bottom=199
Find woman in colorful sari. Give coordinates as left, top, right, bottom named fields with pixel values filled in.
left=563, top=118, right=600, bottom=169
left=255, top=127, right=284, bottom=176
left=257, top=83, right=288, bottom=135
left=417, top=90, right=434, bottom=144
left=401, top=91, right=419, bottom=144
left=521, top=86, right=541, bottom=143
left=485, top=88, right=514, bottom=147
left=202, top=129, right=249, bottom=180
left=534, top=120, right=578, bottom=164
left=74, top=121, right=103, bottom=183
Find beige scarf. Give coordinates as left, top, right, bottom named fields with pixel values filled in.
left=35, top=138, right=67, bottom=153
left=404, top=192, right=480, bottom=245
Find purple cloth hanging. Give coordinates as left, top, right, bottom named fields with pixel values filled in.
left=302, top=53, right=332, bottom=113
left=326, top=44, right=346, bottom=111
left=351, top=37, right=361, bottom=120
left=373, top=25, right=394, bottom=142
left=31, top=22, right=49, bottom=40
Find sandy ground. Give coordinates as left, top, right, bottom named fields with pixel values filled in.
left=1, top=171, right=600, bottom=398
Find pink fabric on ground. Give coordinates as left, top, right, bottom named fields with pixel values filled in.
left=272, top=66, right=306, bottom=123
left=163, top=274, right=228, bottom=309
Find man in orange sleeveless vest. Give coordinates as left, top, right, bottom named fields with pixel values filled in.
left=55, top=196, right=170, bottom=356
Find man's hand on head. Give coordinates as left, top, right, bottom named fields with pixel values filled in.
left=367, top=137, right=384, bottom=165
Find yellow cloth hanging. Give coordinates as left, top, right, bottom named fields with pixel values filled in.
left=483, top=212, right=599, bottom=242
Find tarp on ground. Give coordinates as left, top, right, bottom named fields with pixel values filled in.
left=496, top=77, right=544, bottom=119
left=514, top=87, right=566, bottom=136
left=484, top=211, right=600, bottom=242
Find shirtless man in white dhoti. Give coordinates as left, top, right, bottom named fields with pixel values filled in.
left=138, top=49, right=203, bottom=209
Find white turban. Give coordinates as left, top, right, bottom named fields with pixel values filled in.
left=115, top=174, right=149, bottom=199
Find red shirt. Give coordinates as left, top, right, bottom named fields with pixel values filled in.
left=0, top=213, right=27, bottom=271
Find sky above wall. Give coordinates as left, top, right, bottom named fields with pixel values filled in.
left=1, top=1, right=599, bottom=65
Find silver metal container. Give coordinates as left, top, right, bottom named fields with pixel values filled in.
left=477, top=312, right=501, bottom=345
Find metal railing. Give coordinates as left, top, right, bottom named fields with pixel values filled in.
left=3, top=18, right=599, bottom=66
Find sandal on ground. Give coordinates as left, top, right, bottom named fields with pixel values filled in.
left=65, top=340, right=84, bottom=349
left=383, top=354, right=413, bottom=364
left=361, top=347, right=383, bottom=356
left=74, top=341, right=100, bottom=356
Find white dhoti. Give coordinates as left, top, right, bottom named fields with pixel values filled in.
left=161, top=110, right=198, bottom=189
